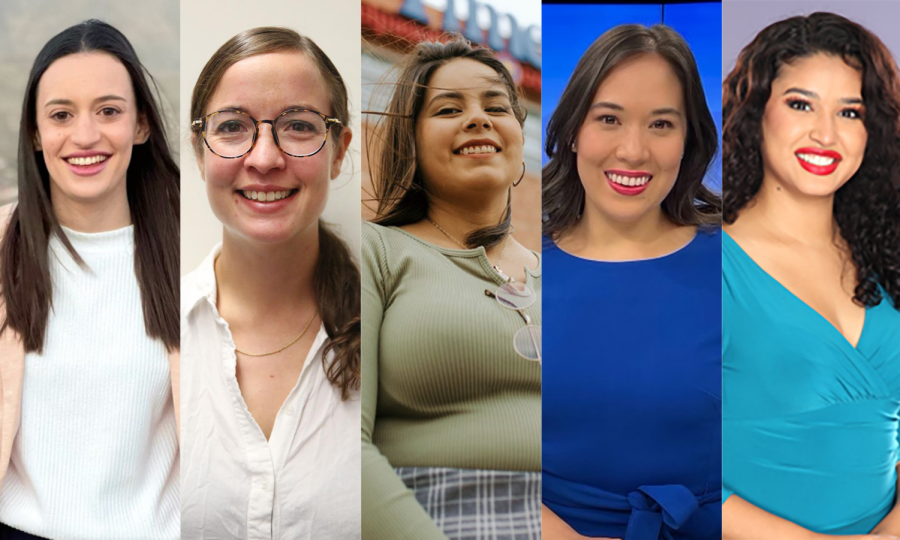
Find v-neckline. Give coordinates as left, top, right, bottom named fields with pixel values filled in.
left=724, top=231, right=868, bottom=351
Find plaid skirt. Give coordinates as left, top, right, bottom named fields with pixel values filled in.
left=395, top=467, right=542, bottom=540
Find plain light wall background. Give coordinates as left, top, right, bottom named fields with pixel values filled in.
left=180, top=0, right=362, bottom=276
left=723, top=0, right=900, bottom=76
left=0, top=0, right=179, bottom=205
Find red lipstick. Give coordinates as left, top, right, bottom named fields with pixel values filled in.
left=605, top=169, right=653, bottom=196
left=795, top=147, right=842, bottom=176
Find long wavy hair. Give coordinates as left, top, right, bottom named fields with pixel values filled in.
left=0, top=19, right=180, bottom=353
left=543, top=24, right=722, bottom=241
left=367, top=37, right=527, bottom=249
left=191, top=27, right=360, bottom=399
left=723, top=12, right=900, bottom=307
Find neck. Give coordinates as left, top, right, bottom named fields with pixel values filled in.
left=51, top=188, right=132, bottom=233
left=742, top=175, right=837, bottom=245
left=572, top=205, right=676, bottom=248
left=427, top=190, right=508, bottom=245
left=215, top=225, right=319, bottom=316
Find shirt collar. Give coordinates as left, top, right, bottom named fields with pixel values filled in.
left=181, top=242, right=222, bottom=318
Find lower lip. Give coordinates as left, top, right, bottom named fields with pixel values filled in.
left=795, top=155, right=840, bottom=176
left=455, top=151, right=500, bottom=159
left=607, top=175, right=651, bottom=196
left=64, top=158, right=110, bottom=177
left=236, top=191, right=298, bottom=213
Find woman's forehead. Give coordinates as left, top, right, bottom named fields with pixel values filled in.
left=38, top=52, right=135, bottom=106
left=208, top=52, right=332, bottom=116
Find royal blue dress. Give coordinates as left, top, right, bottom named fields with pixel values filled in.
left=723, top=232, right=900, bottom=534
left=543, top=229, right=723, bottom=540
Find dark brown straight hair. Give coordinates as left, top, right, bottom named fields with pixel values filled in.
left=0, top=19, right=180, bottom=353
left=190, top=27, right=360, bottom=399
left=543, top=24, right=722, bottom=241
left=367, top=37, right=527, bottom=249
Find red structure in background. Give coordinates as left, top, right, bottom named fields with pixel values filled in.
left=361, top=1, right=541, bottom=102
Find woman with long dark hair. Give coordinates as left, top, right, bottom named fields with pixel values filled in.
left=722, top=12, right=900, bottom=539
left=0, top=20, right=180, bottom=540
left=180, top=27, right=360, bottom=539
left=362, top=38, right=541, bottom=539
left=541, top=24, right=722, bottom=540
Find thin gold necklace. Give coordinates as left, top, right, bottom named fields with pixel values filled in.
left=426, top=217, right=513, bottom=281
left=235, top=310, right=318, bottom=357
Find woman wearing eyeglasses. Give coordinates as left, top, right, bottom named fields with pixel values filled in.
left=361, top=38, right=541, bottom=540
left=180, top=27, right=360, bottom=539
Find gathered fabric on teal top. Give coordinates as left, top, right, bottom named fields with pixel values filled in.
left=723, top=231, right=900, bottom=534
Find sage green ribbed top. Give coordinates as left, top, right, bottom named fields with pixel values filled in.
left=361, top=222, right=541, bottom=540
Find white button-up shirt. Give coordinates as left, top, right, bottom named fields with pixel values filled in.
left=180, top=245, right=360, bottom=540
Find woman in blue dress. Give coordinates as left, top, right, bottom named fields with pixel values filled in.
left=722, top=12, right=900, bottom=539
left=542, top=25, right=722, bottom=540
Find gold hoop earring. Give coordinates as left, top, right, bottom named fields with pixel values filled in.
left=513, top=162, right=525, bottom=187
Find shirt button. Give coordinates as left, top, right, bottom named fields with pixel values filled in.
left=285, top=407, right=295, bottom=415
left=259, top=478, right=269, bottom=489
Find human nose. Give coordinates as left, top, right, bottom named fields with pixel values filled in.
left=614, top=125, right=649, bottom=165
left=243, top=122, right=286, bottom=174
left=463, top=107, right=492, bottom=131
left=809, top=112, right=838, bottom=147
left=70, top=115, right=101, bottom=147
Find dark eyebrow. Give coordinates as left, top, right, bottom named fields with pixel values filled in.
left=427, top=91, right=465, bottom=109
left=212, top=104, right=325, bottom=116
left=589, top=102, right=681, bottom=117
left=590, top=101, right=623, bottom=111
left=783, top=87, right=863, bottom=105
left=44, top=95, right=126, bottom=108
left=651, top=107, right=682, bottom=117
left=482, top=89, right=510, bottom=100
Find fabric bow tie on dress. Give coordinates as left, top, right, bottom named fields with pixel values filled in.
left=625, top=485, right=699, bottom=540
left=541, top=474, right=720, bottom=540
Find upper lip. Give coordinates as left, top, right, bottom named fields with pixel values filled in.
left=62, top=151, right=112, bottom=159
left=605, top=169, right=652, bottom=178
left=236, top=184, right=296, bottom=192
left=454, top=139, right=502, bottom=153
left=795, top=147, right=842, bottom=160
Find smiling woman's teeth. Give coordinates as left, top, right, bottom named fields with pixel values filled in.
left=66, top=155, right=108, bottom=166
left=607, top=173, right=651, bottom=186
left=459, top=145, right=498, bottom=155
left=242, top=190, right=292, bottom=202
left=796, top=153, right=836, bottom=166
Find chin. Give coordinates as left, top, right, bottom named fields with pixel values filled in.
left=790, top=177, right=847, bottom=198
left=55, top=183, right=121, bottom=205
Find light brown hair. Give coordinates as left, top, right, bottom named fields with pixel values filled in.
left=190, top=27, right=360, bottom=399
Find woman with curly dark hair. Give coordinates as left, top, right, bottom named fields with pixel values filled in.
left=722, top=12, right=900, bottom=539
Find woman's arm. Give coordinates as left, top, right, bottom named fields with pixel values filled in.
left=724, top=494, right=899, bottom=540
left=542, top=504, right=620, bottom=540
left=360, top=226, right=448, bottom=540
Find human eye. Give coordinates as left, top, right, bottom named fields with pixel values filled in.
left=651, top=119, right=674, bottom=129
left=49, top=111, right=71, bottom=122
left=486, top=106, right=510, bottom=114
left=839, top=107, right=863, bottom=120
left=287, top=120, right=316, bottom=132
left=596, top=114, right=618, bottom=125
left=435, top=106, right=461, bottom=116
left=215, top=120, right=248, bottom=134
left=786, top=98, right=812, bottom=112
left=99, top=107, right=122, bottom=117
